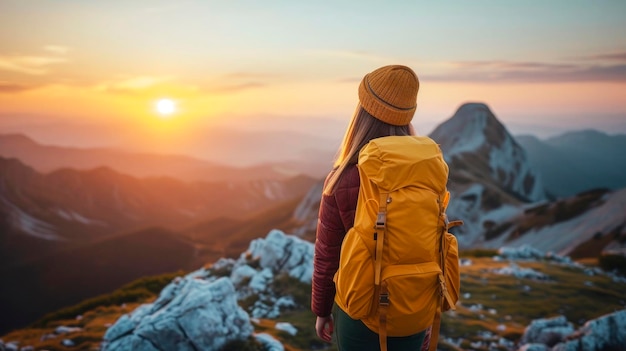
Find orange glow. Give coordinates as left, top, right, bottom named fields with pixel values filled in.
left=1, top=79, right=624, bottom=150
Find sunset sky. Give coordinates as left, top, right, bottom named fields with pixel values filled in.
left=1, top=0, right=625, bottom=156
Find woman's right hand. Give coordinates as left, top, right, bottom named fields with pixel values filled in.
left=315, top=315, right=334, bottom=342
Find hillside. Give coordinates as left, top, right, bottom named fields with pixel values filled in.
left=0, top=156, right=316, bottom=266
left=1, top=231, right=624, bottom=351
left=480, top=188, right=626, bottom=257
left=0, top=193, right=310, bottom=336
left=0, top=227, right=196, bottom=336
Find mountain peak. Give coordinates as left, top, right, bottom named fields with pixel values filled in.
left=455, top=102, right=492, bottom=114
left=430, top=102, right=507, bottom=157
left=429, top=102, right=546, bottom=215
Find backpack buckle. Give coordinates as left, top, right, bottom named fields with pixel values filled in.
left=375, top=212, right=386, bottom=229
left=379, top=293, right=390, bottom=306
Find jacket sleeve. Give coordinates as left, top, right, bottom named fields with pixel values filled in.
left=311, top=177, right=347, bottom=317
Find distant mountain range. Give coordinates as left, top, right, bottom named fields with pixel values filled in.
left=0, top=156, right=316, bottom=334
left=0, top=156, right=314, bottom=245
left=2, top=121, right=624, bottom=198
left=517, top=130, right=626, bottom=198
left=0, top=133, right=332, bottom=182
left=1, top=102, right=625, bottom=336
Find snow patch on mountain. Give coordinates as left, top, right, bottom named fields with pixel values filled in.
left=490, top=189, right=626, bottom=255
left=489, top=133, right=545, bottom=202
left=431, top=102, right=545, bottom=203
left=56, top=209, right=107, bottom=226
left=435, top=103, right=488, bottom=156
left=0, top=194, right=61, bottom=241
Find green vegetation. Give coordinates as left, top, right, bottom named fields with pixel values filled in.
left=271, top=273, right=312, bottom=307
left=440, top=257, right=626, bottom=348
left=599, top=254, right=626, bottom=275
left=220, top=337, right=264, bottom=351
left=275, top=309, right=337, bottom=351
left=460, top=248, right=499, bottom=258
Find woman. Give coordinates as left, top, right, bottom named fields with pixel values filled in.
left=311, top=65, right=431, bottom=350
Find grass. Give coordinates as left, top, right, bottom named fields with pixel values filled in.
left=439, top=257, right=626, bottom=349
left=1, top=302, right=145, bottom=351
left=599, top=254, right=626, bottom=276
left=2, top=257, right=625, bottom=351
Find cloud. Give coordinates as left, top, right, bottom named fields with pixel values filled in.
left=94, top=75, right=174, bottom=94
left=584, top=52, right=626, bottom=62
left=0, top=82, right=37, bottom=94
left=422, top=59, right=626, bottom=83
left=44, top=45, right=70, bottom=55
left=222, top=72, right=278, bottom=80
left=207, top=81, right=266, bottom=93
left=199, top=72, right=273, bottom=94
left=0, top=55, right=68, bottom=75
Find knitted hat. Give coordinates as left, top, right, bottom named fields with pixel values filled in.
left=358, top=65, right=419, bottom=126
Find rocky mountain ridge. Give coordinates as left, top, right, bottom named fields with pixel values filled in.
left=0, top=156, right=314, bottom=252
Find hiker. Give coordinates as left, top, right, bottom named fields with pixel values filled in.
left=312, top=65, right=457, bottom=351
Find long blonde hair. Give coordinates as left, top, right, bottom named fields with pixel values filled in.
left=323, top=105, right=414, bottom=195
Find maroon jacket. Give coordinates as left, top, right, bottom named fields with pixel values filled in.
left=311, top=164, right=360, bottom=317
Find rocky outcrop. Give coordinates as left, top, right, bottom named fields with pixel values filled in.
left=520, top=315, right=575, bottom=347
left=552, top=309, right=626, bottom=351
left=101, top=229, right=313, bottom=351
left=518, top=310, right=626, bottom=351
left=245, top=229, right=313, bottom=283
left=102, top=277, right=253, bottom=351
left=492, top=262, right=550, bottom=280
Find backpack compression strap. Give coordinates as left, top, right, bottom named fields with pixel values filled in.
left=429, top=191, right=463, bottom=351
left=375, top=192, right=390, bottom=351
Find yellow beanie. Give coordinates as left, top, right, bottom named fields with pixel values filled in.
left=358, top=65, right=419, bottom=126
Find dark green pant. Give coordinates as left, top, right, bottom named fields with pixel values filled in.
left=334, top=306, right=426, bottom=351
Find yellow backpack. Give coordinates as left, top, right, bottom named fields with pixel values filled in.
left=334, top=135, right=461, bottom=351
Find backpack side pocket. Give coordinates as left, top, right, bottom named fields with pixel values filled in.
left=334, top=229, right=376, bottom=319
left=443, top=232, right=460, bottom=311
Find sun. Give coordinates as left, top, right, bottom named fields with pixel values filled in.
left=155, top=98, right=176, bottom=116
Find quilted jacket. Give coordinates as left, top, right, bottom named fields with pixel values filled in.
left=311, top=164, right=360, bottom=317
